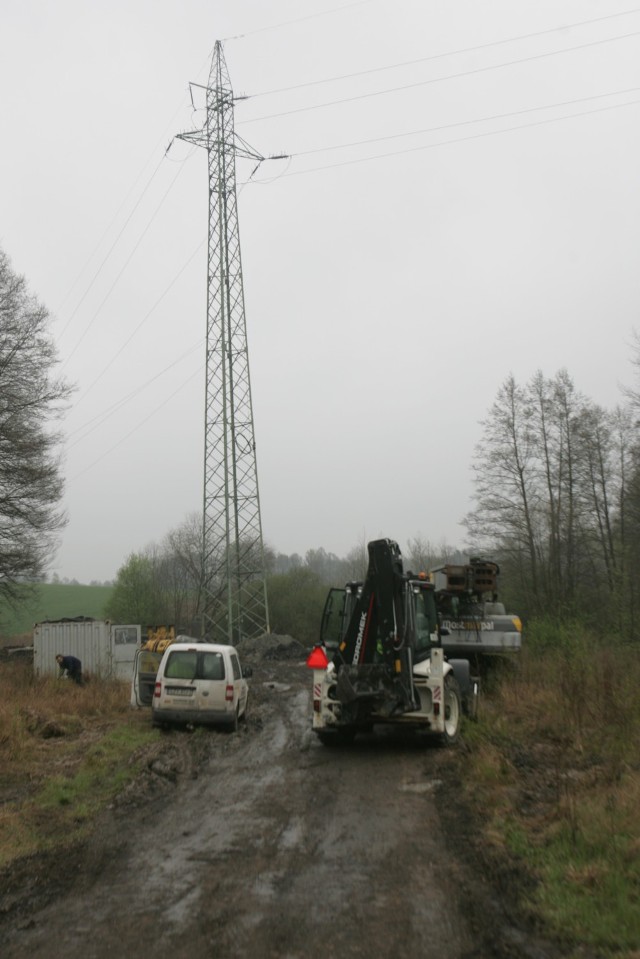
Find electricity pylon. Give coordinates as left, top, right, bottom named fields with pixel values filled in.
left=177, top=40, right=270, bottom=644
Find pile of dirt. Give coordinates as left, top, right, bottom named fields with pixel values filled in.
left=19, top=707, right=65, bottom=739
left=237, top=632, right=307, bottom=664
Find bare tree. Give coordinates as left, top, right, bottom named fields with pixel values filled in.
left=466, top=367, right=640, bottom=627
left=343, top=535, right=368, bottom=582
left=465, top=374, right=542, bottom=613
left=550, top=369, right=583, bottom=605
left=405, top=536, right=459, bottom=573
left=575, top=405, right=618, bottom=592
left=0, top=249, right=72, bottom=604
left=161, top=512, right=205, bottom=632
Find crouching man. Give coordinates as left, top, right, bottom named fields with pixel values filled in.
left=55, top=654, right=83, bottom=685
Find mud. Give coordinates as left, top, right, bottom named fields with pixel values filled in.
left=0, top=638, right=578, bottom=958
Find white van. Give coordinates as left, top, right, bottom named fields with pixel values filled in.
left=151, top=642, right=251, bottom=731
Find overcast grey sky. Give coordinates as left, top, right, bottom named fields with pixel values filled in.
left=2, top=0, right=639, bottom=582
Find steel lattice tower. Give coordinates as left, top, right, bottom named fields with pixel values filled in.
left=178, top=41, right=270, bottom=643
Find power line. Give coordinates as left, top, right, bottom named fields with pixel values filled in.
left=65, top=88, right=639, bottom=462
left=67, top=340, right=203, bottom=447
left=62, top=161, right=188, bottom=368
left=239, top=29, right=640, bottom=125
left=248, top=7, right=640, bottom=99
left=59, top=12, right=640, bottom=475
left=289, top=85, right=640, bottom=159
left=65, top=174, right=258, bottom=444
left=61, top=13, right=640, bottom=402
left=67, top=365, right=203, bottom=482
left=278, top=96, right=640, bottom=178
left=223, top=0, right=376, bottom=41
left=64, top=167, right=257, bottom=458
left=56, top=45, right=214, bottom=336
left=73, top=238, right=205, bottom=408
left=56, top=154, right=167, bottom=340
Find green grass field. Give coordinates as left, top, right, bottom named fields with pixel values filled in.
left=0, top=583, right=114, bottom=640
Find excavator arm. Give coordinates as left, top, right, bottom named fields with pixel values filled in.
left=331, top=539, right=419, bottom=718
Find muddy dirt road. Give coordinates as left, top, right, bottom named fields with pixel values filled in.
left=0, top=649, right=565, bottom=959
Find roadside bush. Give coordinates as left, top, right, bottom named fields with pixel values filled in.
left=523, top=616, right=587, bottom=655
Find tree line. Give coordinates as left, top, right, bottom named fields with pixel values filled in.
left=103, top=521, right=463, bottom=645
left=0, top=249, right=71, bottom=614
left=3, top=244, right=640, bottom=643
left=465, top=365, right=640, bottom=636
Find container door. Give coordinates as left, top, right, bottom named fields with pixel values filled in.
left=111, top=625, right=141, bottom=680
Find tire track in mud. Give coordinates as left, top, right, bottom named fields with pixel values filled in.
left=187, top=672, right=473, bottom=959
left=1, top=663, right=474, bottom=959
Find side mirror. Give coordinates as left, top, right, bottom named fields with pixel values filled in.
left=242, top=665, right=253, bottom=678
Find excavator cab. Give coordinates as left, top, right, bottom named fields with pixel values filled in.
left=319, top=549, right=441, bottom=666
left=412, top=583, right=439, bottom=660
left=319, top=585, right=359, bottom=652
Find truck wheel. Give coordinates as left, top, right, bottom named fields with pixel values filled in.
left=441, top=675, right=461, bottom=746
left=463, top=679, right=479, bottom=721
left=317, top=731, right=338, bottom=747
left=316, top=727, right=356, bottom=746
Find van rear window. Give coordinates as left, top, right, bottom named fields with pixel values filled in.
left=165, top=650, right=225, bottom=681
left=201, top=652, right=225, bottom=680
left=166, top=651, right=197, bottom=679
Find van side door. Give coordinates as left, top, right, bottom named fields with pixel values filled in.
left=230, top=653, right=247, bottom=714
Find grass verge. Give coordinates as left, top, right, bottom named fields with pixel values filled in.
left=0, top=660, right=156, bottom=867
left=463, top=625, right=640, bottom=958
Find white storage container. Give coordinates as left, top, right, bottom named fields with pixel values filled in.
left=33, top=620, right=141, bottom=681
